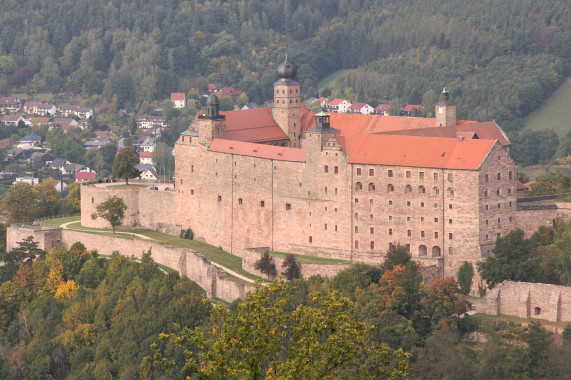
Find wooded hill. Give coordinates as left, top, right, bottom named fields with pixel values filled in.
left=0, top=0, right=569, bottom=129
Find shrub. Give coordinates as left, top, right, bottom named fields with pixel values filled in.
left=457, top=261, right=474, bottom=295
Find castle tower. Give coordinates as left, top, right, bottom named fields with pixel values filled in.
left=304, top=111, right=340, bottom=155
left=197, top=93, right=226, bottom=146
left=435, top=87, right=456, bottom=127
left=273, top=56, right=302, bottom=148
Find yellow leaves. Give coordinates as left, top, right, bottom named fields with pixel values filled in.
left=54, top=280, right=78, bottom=302
left=47, top=260, right=64, bottom=294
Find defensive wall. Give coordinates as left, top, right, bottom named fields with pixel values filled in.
left=7, top=225, right=253, bottom=302
left=474, top=281, right=571, bottom=322
left=515, top=196, right=571, bottom=237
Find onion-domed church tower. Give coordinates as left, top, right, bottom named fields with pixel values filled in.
left=273, top=56, right=302, bottom=148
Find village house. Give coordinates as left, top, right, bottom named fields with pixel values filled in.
left=135, top=115, right=166, bottom=129
left=23, top=101, right=57, bottom=116
left=171, top=93, right=186, bottom=109
left=347, top=102, right=374, bottom=115
left=218, top=86, right=242, bottom=97
left=52, top=118, right=80, bottom=133
left=57, top=104, right=94, bottom=119
left=400, top=104, right=423, bottom=117
left=1, top=114, right=24, bottom=126
left=139, top=151, right=153, bottom=165
left=0, top=97, right=20, bottom=113
left=17, top=132, right=42, bottom=149
left=374, top=104, right=391, bottom=115
left=327, top=98, right=351, bottom=113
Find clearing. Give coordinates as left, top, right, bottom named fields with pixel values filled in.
left=523, top=76, right=571, bottom=138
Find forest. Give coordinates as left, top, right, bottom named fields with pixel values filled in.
left=0, top=0, right=568, bottom=127
left=1, top=238, right=571, bottom=378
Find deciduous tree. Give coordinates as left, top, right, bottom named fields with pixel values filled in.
left=91, top=196, right=127, bottom=234
left=112, top=147, right=140, bottom=185
left=0, top=182, right=39, bottom=223
left=254, top=252, right=276, bottom=279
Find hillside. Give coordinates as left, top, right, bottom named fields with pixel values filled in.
left=523, top=76, right=571, bottom=138
left=0, top=0, right=567, bottom=127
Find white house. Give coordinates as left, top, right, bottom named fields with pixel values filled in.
left=140, top=137, right=155, bottom=153
left=57, top=104, right=94, bottom=119
left=139, top=152, right=153, bottom=165
left=171, top=93, right=186, bottom=109
left=327, top=98, right=351, bottom=113
left=347, top=102, right=374, bottom=115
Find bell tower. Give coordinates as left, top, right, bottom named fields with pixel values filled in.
left=273, top=56, right=302, bottom=148
left=197, top=93, right=226, bottom=146
left=435, top=87, right=456, bottom=127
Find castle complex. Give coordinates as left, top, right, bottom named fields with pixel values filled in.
left=81, top=57, right=567, bottom=284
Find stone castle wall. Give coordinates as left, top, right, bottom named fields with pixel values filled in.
left=475, top=281, right=571, bottom=322
left=6, top=226, right=254, bottom=302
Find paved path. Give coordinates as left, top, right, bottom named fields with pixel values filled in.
left=59, top=221, right=256, bottom=283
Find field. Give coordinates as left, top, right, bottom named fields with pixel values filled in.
left=318, top=69, right=356, bottom=91
left=523, top=76, right=571, bottom=138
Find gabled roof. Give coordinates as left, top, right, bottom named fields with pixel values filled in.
left=209, top=139, right=305, bottom=162
left=2, top=114, right=22, bottom=122
left=75, top=172, right=95, bottom=180
left=328, top=98, right=346, bottom=106
left=221, top=107, right=288, bottom=143
left=375, top=104, right=390, bottom=111
left=0, top=97, right=18, bottom=105
left=139, top=152, right=153, bottom=158
left=219, top=87, right=242, bottom=96
left=207, top=83, right=218, bottom=90
left=171, top=93, right=185, bottom=101
left=345, top=134, right=495, bottom=170
left=22, top=132, right=41, bottom=141
left=29, top=117, right=51, bottom=124
left=348, top=102, right=369, bottom=110
left=374, top=122, right=510, bottom=146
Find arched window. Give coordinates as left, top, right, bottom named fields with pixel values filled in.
left=419, top=245, right=427, bottom=256
left=368, top=183, right=376, bottom=191
left=387, top=184, right=394, bottom=193
left=405, top=185, right=412, bottom=194
left=418, top=185, right=425, bottom=194
left=433, top=187, right=440, bottom=196
left=355, top=182, right=363, bottom=191
left=432, top=246, right=441, bottom=257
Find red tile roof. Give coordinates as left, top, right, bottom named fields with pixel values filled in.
left=219, top=87, right=242, bottom=96
left=221, top=107, right=288, bottom=143
left=328, top=98, right=346, bottom=106
left=2, top=115, right=21, bottom=122
left=171, top=93, right=185, bottom=101
left=346, top=134, right=496, bottom=170
left=348, top=102, right=369, bottom=110
left=401, top=104, right=423, bottom=112
left=374, top=121, right=510, bottom=145
left=29, top=117, right=51, bottom=124
left=375, top=104, right=390, bottom=112
left=139, top=152, right=153, bottom=158
left=209, top=139, right=305, bottom=162
left=207, top=83, right=218, bottom=90
left=75, top=172, right=95, bottom=180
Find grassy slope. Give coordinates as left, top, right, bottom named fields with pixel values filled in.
left=523, top=76, right=571, bottom=138
left=318, top=69, right=356, bottom=92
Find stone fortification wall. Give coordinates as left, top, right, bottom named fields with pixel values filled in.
left=81, top=185, right=140, bottom=229
left=514, top=200, right=571, bottom=238
left=138, top=189, right=177, bottom=234
left=6, top=226, right=254, bottom=303
left=475, top=281, right=571, bottom=322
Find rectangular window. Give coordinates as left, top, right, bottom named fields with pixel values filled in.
left=485, top=174, right=489, bottom=183
left=497, top=173, right=501, bottom=181
left=448, top=173, right=453, bottom=182
left=369, top=168, right=374, bottom=176
left=335, top=225, right=338, bottom=231
left=509, top=171, right=513, bottom=180
left=218, top=195, right=222, bottom=202
left=421, top=231, right=425, bottom=238
left=286, top=203, right=291, bottom=210
left=420, top=172, right=424, bottom=180
left=370, top=214, right=374, bottom=220
left=435, top=232, right=439, bottom=238
left=324, top=224, right=327, bottom=230
left=388, top=215, right=392, bottom=221
left=357, top=168, right=362, bottom=175
left=449, top=233, right=453, bottom=240
left=421, top=217, right=425, bottom=222
left=355, top=240, right=359, bottom=249
left=449, top=247, right=453, bottom=255
left=408, top=230, right=412, bottom=237
left=434, top=173, right=438, bottom=181
left=388, top=170, right=393, bottom=177
left=325, top=187, right=328, bottom=194
left=486, top=219, right=488, bottom=225
left=370, top=241, right=375, bottom=249
left=355, top=226, right=359, bottom=233
left=498, top=203, right=501, bottom=209
left=407, top=201, right=411, bottom=206
left=370, top=227, right=374, bottom=234
left=389, top=200, right=393, bottom=206
left=497, top=233, right=501, bottom=239
left=486, top=205, right=489, bottom=210
left=238, top=198, right=242, bottom=205
left=324, top=165, right=329, bottom=173
left=498, top=218, right=501, bottom=223
left=335, top=188, right=338, bottom=194
left=191, top=189, right=194, bottom=195
left=421, top=202, right=425, bottom=208
left=389, top=228, right=393, bottom=235
left=406, top=171, right=411, bottom=178
left=309, top=236, right=312, bottom=243
left=449, top=204, right=453, bottom=209
left=260, top=200, right=265, bottom=207
left=449, top=219, right=452, bottom=224
left=434, top=218, right=438, bottom=223
left=191, top=165, right=194, bottom=173
left=370, top=199, right=373, bottom=205
left=334, top=166, right=338, bottom=174
left=355, top=213, right=358, bottom=219
left=355, top=198, right=359, bottom=203
left=407, top=216, right=411, bottom=222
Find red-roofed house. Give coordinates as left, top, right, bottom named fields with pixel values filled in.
left=327, top=98, right=351, bottom=113
left=400, top=104, right=423, bottom=117
left=347, top=102, right=373, bottom=115
left=75, top=171, right=95, bottom=182
left=207, top=83, right=218, bottom=92
left=218, top=87, right=242, bottom=97
left=374, top=104, right=390, bottom=115
left=139, top=151, right=153, bottom=165
left=171, top=93, right=186, bottom=109
left=83, top=57, right=552, bottom=299
left=2, top=114, right=24, bottom=126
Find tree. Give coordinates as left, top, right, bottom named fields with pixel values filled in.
left=254, top=252, right=276, bottom=279
left=281, top=254, right=301, bottom=280
left=112, top=147, right=140, bottom=185
left=34, top=178, right=61, bottom=218
left=63, top=182, right=81, bottom=213
left=153, top=142, right=174, bottom=180
left=380, top=244, right=411, bottom=273
left=478, top=229, right=534, bottom=287
left=457, top=261, right=474, bottom=295
left=91, top=196, right=127, bottom=234
left=151, top=280, right=410, bottom=379
left=527, top=171, right=571, bottom=196
left=0, top=182, right=39, bottom=223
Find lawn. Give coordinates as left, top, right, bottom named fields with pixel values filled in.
left=269, top=251, right=351, bottom=265
left=318, top=69, right=356, bottom=91
left=523, top=76, right=571, bottom=138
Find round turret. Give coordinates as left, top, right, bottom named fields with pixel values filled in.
left=277, top=55, right=297, bottom=81
left=206, top=93, right=220, bottom=118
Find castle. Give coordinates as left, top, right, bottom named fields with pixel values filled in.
left=81, top=57, right=568, bottom=284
